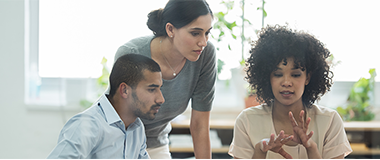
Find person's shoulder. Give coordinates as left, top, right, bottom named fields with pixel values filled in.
left=203, top=41, right=216, bottom=56
left=116, top=35, right=154, bottom=59
left=66, top=105, right=103, bottom=127
left=124, top=35, right=154, bottom=46
left=206, top=41, right=215, bottom=50
left=235, top=104, right=271, bottom=127
left=239, top=104, right=271, bottom=117
left=309, top=104, right=339, bottom=117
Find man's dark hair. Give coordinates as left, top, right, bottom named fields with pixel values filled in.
left=109, top=54, right=161, bottom=97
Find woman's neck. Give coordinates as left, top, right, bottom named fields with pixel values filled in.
left=272, top=99, right=305, bottom=122
left=152, top=37, right=184, bottom=64
left=151, top=36, right=186, bottom=79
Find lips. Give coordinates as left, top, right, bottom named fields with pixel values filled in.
left=151, top=105, right=161, bottom=113
left=153, top=106, right=160, bottom=111
left=280, top=91, right=294, bottom=97
left=194, top=49, right=203, bottom=55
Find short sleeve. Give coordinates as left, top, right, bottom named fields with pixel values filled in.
left=191, top=41, right=217, bottom=111
left=228, top=112, right=255, bottom=159
left=322, top=111, right=352, bottom=158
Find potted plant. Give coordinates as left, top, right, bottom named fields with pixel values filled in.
left=244, top=87, right=260, bottom=108
left=336, top=68, right=376, bottom=121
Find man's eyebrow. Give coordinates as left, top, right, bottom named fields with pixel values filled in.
left=148, top=84, right=160, bottom=88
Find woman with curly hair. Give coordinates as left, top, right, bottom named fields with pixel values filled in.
left=228, top=25, right=352, bottom=159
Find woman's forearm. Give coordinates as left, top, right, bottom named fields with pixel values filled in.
left=190, top=110, right=211, bottom=159
left=252, top=142, right=267, bottom=159
left=191, top=128, right=211, bottom=158
left=306, top=141, right=322, bottom=159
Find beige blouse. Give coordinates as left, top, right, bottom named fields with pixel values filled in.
left=228, top=104, right=352, bottom=159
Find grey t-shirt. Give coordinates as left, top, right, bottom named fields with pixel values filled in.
left=114, top=35, right=217, bottom=148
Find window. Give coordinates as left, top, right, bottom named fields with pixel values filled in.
left=39, top=0, right=169, bottom=78
left=264, top=0, right=380, bottom=82
left=27, top=0, right=380, bottom=110
left=38, top=0, right=380, bottom=81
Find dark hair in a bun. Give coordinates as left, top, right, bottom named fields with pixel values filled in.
left=147, top=0, right=213, bottom=37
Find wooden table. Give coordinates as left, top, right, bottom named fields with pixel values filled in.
left=170, top=117, right=380, bottom=156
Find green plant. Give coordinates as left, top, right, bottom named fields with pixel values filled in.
left=213, top=0, right=266, bottom=80
left=326, top=54, right=341, bottom=69
left=97, top=57, right=110, bottom=91
left=336, top=68, right=376, bottom=121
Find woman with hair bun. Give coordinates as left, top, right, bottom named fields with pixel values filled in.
left=114, top=0, right=216, bottom=158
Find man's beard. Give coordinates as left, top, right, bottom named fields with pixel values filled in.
left=131, top=91, right=160, bottom=120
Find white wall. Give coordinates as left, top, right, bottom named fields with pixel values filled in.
left=0, top=0, right=76, bottom=158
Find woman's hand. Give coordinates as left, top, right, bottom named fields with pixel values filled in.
left=259, top=130, right=293, bottom=159
left=289, top=110, right=322, bottom=158
left=288, top=110, right=314, bottom=148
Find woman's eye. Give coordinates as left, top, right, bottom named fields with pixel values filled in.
left=148, top=89, right=155, bottom=92
left=191, top=32, right=199, bottom=36
left=292, top=74, right=301, bottom=77
left=274, top=74, right=282, bottom=77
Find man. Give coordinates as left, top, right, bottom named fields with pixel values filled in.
left=48, top=54, right=164, bottom=159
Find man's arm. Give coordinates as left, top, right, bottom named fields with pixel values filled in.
left=47, top=115, right=98, bottom=159
left=190, top=109, right=211, bottom=159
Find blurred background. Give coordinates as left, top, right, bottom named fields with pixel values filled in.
left=1, top=0, right=380, bottom=158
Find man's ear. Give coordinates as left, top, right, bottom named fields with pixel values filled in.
left=119, top=82, right=131, bottom=99
left=165, top=22, right=175, bottom=38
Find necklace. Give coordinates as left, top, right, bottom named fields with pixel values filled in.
left=160, top=39, right=181, bottom=77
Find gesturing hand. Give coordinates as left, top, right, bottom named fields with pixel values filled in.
left=288, top=110, right=314, bottom=148
left=260, top=130, right=293, bottom=159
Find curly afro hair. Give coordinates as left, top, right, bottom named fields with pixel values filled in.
left=246, top=25, right=334, bottom=108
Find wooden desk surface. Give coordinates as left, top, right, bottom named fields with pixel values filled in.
left=343, top=121, right=380, bottom=131
left=350, top=143, right=380, bottom=155
left=169, top=143, right=380, bottom=155
left=171, top=118, right=235, bottom=129
left=170, top=116, right=380, bottom=156
left=171, top=117, right=380, bottom=131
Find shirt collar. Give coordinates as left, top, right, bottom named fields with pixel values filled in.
left=98, top=94, right=122, bottom=125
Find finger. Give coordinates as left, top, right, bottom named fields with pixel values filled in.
left=299, top=110, right=305, bottom=127
left=305, top=117, right=311, bottom=129
left=298, top=130, right=313, bottom=145
left=268, top=133, right=275, bottom=146
left=261, top=140, right=268, bottom=152
left=278, top=148, right=293, bottom=159
left=279, top=135, right=293, bottom=146
left=289, top=111, right=298, bottom=127
left=284, top=133, right=292, bottom=137
left=282, top=135, right=293, bottom=143
left=307, top=131, right=314, bottom=140
left=277, top=130, right=285, bottom=141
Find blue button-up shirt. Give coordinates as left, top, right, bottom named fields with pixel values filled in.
left=47, top=94, right=149, bottom=159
